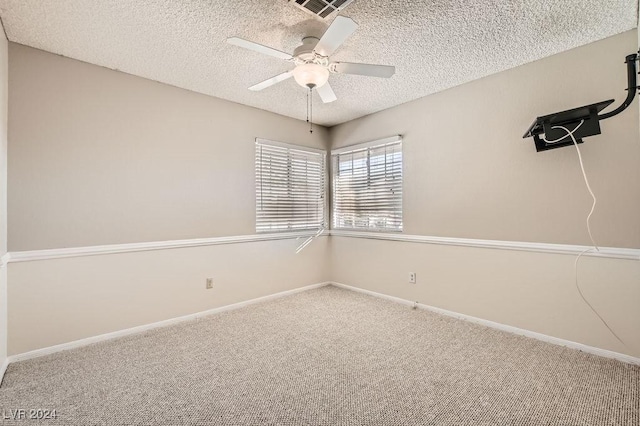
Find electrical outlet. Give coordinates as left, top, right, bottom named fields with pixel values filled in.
left=409, top=272, right=416, bottom=284
left=206, top=278, right=213, bottom=289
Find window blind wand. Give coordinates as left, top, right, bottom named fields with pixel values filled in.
left=295, top=226, right=324, bottom=254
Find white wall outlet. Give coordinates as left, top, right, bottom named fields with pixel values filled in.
left=206, top=278, right=213, bottom=289
left=409, top=272, right=416, bottom=284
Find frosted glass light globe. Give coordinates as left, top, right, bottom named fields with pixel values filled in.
left=292, top=63, right=330, bottom=89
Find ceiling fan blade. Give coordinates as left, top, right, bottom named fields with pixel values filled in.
left=316, top=83, right=337, bottom=103
left=332, top=62, right=395, bottom=78
left=249, top=71, right=293, bottom=91
left=313, top=16, right=358, bottom=57
left=227, top=37, right=292, bottom=61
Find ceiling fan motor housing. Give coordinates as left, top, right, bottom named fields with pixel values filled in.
left=294, top=37, right=321, bottom=62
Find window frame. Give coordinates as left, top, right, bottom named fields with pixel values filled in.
left=331, top=135, right=403, bottom=232
left=255, top=138, right=327, bottom=234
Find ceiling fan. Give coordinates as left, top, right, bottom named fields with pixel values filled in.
left=227, top=16, right=395, bottom=103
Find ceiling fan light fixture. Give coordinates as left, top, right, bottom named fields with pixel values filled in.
left=293, top=63, right=330, bottom=89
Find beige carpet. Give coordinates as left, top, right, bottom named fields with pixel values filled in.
left=1, top=285, right=638, bottom=425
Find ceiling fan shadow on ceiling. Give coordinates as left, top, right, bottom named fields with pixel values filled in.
left=227, top=16, right=395, bottom=104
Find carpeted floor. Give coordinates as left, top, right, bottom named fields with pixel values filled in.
left=1, top=285, right=638, bottom=425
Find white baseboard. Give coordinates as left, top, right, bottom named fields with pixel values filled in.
left=7, top=282, right=331, bottom=364
left=330, top=282, right=640, bottom=366
left=0, top=358, right=8, bottom=386
left=5, top=279, right=637, bottom=384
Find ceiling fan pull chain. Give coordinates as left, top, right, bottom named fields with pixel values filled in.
left=309, top=87, right=313, bottom=134
left=306, top=92, right=309, bottom=128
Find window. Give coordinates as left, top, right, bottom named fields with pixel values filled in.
left=332, top=136, right=402, bottom=231
left=255, top=139, right=326, bottom=232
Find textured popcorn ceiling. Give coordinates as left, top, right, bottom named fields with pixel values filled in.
left=0, top=0, right=637, bottom=126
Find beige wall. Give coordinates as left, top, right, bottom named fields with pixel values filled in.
left=6, top=44, right=331, bottom=355
left=329, top=237, right=640, bottom=357
left=8, top=237, right=329, bottom=355
left=329, top=30, right=640, bottom=357
left=331, top=30, right=640, bottom=248
left=0, top=27, right=7, bottom=367
left=8, top=43, right=330, bottom=251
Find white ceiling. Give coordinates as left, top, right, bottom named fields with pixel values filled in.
left=0, top=0, right=637, bottom=126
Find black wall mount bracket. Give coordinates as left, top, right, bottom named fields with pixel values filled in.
left=523, top=52, right=639, bottom=152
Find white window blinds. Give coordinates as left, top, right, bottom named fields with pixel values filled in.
left=256, top=139, right=326, bottom=232
left=332, top=136, right=402, bottom=231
